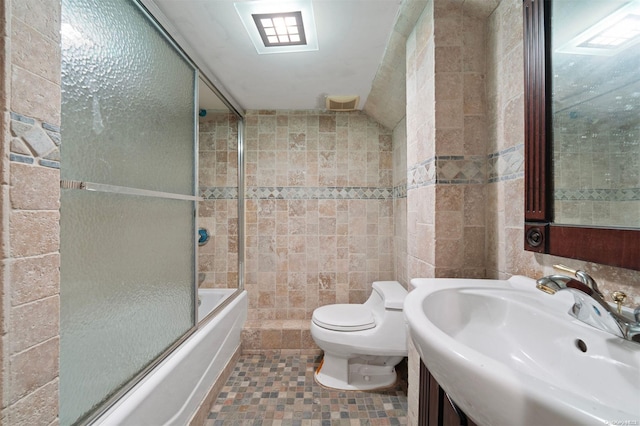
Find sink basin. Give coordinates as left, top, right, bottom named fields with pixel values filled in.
left=405, top=276, right=640, bottom=425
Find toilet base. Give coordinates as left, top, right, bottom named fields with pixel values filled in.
left=314, top=354, right=402, bottom=391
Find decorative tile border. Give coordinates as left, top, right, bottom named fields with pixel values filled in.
left=200, top=186, right=239, bottom=200
left=394, top=183, right=407, bottom=199
left=246, top=186, right=394, bottom=200
left=407, top=155, right=486, bottom=189
left=406, top=145, right=524, bottom=191
left=488, top=144, right=524, bottom=183
left=9, top=112, right=60, bottom=169
left=407, top=158, right=436, bottom=190
left=555, top=187, right=640, bottom=202
left=436, top=155, right=485, bottom=184
left=204, top=185, right=407, bottom=201
left=238, top=146, right=521, bottom=200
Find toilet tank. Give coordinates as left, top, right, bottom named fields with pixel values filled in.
left=371, top=281, right=406, bottom=310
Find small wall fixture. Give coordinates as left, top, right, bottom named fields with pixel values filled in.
left=326, top=95, right=360, bottom=111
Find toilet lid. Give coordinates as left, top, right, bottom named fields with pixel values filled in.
left=312, top=304, right=376, bottom=331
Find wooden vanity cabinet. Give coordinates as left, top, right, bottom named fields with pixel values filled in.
left=419, top=361, right=478, bottom=426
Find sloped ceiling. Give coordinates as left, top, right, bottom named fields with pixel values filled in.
left=150, top=0, right=402, bottom=111
left=148, top=0, right=503, bottom=130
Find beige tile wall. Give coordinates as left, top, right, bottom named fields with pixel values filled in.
left=198, top=112, right=239, bottom=289
left=406, top=1, right=436, bottom=282
left=485, top=0, right=535, bottom=280
left=1, top=0, right=61, bottom=424
left=241, top=110, right=395, bottom=352
left=406, top=0, right=488, bottom=281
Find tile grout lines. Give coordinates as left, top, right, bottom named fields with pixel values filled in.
left=205, top=353, right=408, bottom=426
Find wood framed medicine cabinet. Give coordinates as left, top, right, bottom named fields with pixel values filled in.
left=523, top=0, right=640, bottom=271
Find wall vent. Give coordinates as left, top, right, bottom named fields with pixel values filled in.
left=326, top=95, right=360, bottom=111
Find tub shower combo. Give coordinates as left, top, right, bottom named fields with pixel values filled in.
left=59, top=0, right=245, bottom=423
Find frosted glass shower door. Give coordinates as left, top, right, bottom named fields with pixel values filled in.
left=60, top=0, right=197, bottom=424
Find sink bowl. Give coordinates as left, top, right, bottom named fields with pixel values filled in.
left=405, top=276, right=640, bottom=425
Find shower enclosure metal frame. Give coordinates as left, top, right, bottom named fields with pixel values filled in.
left=60, top=0, right=245, bottom=423
left=195, top=76, right=246, bottom=326
left=138, top=1, right=247, bottom=319
left=139, top=0, right=247, bottom=327
left=140, top=0, right=247, bottom=309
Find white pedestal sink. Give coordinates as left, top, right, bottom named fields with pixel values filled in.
left=405, top=276, right=640, bottom=426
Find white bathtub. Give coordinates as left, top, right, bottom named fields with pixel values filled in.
left=198, top=288, right=236, bottom=321
left=94, top=289, right=247, bottom=425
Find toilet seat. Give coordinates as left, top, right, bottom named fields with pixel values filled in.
left=312, top=304, right=376, bottom=331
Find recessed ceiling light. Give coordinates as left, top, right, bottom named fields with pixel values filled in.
left=235, top=0, right=318, bottom=54
left=557, top=1, right=640, bottom=56
left=253, top=11, right=307, bottom=47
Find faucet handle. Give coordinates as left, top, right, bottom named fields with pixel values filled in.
left=553, top=264, right=578, bottom=275
left=612, top=291, right=627, bottom=314
left=553, top=264, right=604, bottom=298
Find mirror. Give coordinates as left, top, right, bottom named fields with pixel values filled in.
left=197, top=77, right=241, bottom=305
left=523, top=0, right=640, bottom=270
left=551, top=1, right=640, bottom=228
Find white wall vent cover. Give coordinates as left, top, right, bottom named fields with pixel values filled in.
left=326, top=95, right=360, bottom=111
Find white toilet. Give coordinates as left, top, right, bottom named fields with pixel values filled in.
left=310, top=281, right=408, bottom=391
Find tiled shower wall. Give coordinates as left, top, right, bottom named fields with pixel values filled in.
left=242, top=110, right=394, bottom=351
left=1, top=0, right=61, bottom=423
left=198, top=112, right=239, bottom=289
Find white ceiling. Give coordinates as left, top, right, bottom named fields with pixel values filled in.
left=149, top=0, right=403, bottom=112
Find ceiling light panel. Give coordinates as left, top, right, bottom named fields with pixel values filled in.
left=253, top=12, right=307, bottom=46
left=235, top=0, right=318, bottom=54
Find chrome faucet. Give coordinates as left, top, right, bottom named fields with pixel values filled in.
left=536, top=265, right=640, bottom=343
left=552, top=264, right=604, bottom=298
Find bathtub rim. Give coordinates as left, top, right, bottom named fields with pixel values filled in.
left=198, top=287, right=240, bottom=324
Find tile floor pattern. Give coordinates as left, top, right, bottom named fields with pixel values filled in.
left=205, top=353, right=408, bottom=425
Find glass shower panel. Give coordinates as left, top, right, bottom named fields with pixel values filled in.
left=60, top=191, right=195, bottom=425
left=61, top=0, right=195, bottom=195
left=60, top=0, right=197, bottom=423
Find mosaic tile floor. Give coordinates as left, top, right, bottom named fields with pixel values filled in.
left=205, top=353, right=408, bottom=426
